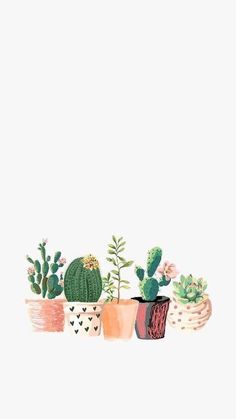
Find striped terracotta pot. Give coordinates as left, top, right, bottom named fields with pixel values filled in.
left=26, top=299, right=65, bottom=332
left=132, top=296, right=170, bottom=339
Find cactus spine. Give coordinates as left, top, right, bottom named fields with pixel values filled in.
left=64, top=255, right=102, bottom=302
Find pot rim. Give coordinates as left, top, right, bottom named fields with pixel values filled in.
left=132, top=296, right=170, bottom=304
left=172, top=293, right=210, bottom=307
left=103, top=298, right=139, bottom=306
left=64, top=299, right=104, bottom=306
left=25, top=298, right=66, bottom=304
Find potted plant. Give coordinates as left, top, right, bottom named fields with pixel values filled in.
left=132, top=247, right=178, bottom=339
left=64, top=255, right=103, bottom=336
left=102, top=235, right=138, bottom=340
left=25, top=239, right=66, bottom=332
left=167, top=274, right=212, bottom=331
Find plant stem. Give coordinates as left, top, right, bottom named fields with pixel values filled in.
left=115, top=251, right=121, bottom=304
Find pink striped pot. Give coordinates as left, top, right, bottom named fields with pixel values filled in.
left=25, top=299, right=65, bottom=332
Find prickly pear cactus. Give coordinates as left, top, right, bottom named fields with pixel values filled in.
left=135, top=246, right=175, bottom=301
left=26, top=239, right=66, bottom=299
left=64, top=255, right=102, bottom=302
left=147, top=247, right=162, bottom=277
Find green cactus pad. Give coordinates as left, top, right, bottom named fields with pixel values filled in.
left=42, top=261, right=49, bottom=276
left=147, top=247, right=162, bottom=277
left=135, top=266, right=145, bottom=281
left=36, top=273, right=42, bottom=284
left=34, top=260, right=41, bottom=274
left=140, top=277, right=159, bottom=301
left=28, top=275, right=35, bottom=283
left=42, top=277, right=48, bottom=298
left=47, top=274, right=59, bottom=292
left=50, top=263, right=59, bottom=273
left=31, top=283, right=41, bottom=294
left=54, top=251, right=61, bottom=263
left=64, top=257, right=102, bottom=302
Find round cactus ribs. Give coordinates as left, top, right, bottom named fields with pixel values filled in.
left=64, top=256, right=102, bottom=302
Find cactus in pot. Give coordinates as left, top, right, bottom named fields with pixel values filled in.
left=64, top=255, right=103, bottom=336
left=132, top=246, right=178, bottom=339
left=25, top=239, right=66, bottom=332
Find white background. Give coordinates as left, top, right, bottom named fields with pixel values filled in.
left=0, top=1, right=235, bottom=418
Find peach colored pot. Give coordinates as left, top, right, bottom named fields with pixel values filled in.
left=167, top=295, right=212, bottom=331
left=26, top=299, right=65, bottom=332
left=102, top=299, right=138, bottom=340
left=64, top=301, right=104, bottom=336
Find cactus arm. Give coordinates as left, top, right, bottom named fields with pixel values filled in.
left=135, top=266, right=145, bottom=281
left=147, top=247, right=162, bottom=277
left=42, top=277, right=48, bottom=298
left=158, top=275, right=171, bottom=287
left=54, top=251, right=61, bottom=263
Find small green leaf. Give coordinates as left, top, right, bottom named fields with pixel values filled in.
left=117, top=247, right=125, bottom=253
left=118, top=237, right=123, bottom=243
left=111, top=270, right=119, bottom=275
left=120, top=280, right=130, bottom=284
left=108, top=244, right=116, bottom=249
left=26, top=256, right=34, bottom=264
left=121, top=261, right=133, bottom=268
left=120, top=285, right=130, bottom=289
left=177, top=297, right=189, bottom=304
left=106, top=257, right=113, bottom=262
left=112, top=235, right=117, bottom=244
left=108, top=250, right=116, bottom=255
left=118, top=241, right=126, bottom=248
left=118, top=256, right=126, bottom=262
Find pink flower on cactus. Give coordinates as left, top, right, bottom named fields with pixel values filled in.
left=27, top=266, right=35, bottom=275
left=59, top=257, right=66, bottom=265
left=42, top=238, right=48, bottom=244
left=158, top=261, right=179, bottom=279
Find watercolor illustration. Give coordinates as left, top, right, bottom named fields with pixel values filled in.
left=102, top=235, right=138, bottom=340
left=167, top=275, right=212, bottom=331
left=25, top=237, right=212, bottom=338
left=132, top=247, right=178, bottom=339
left=64, top=255, right=103, bottom=336
left=25, top=239, right=66, bottom=332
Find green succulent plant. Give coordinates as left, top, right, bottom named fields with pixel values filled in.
left=26, top=239, right=66, bottom=299
left=102, top=235, right=134, bottom=303
left=173, top=274, right=207, bottom=304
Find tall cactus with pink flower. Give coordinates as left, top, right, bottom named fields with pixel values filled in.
left=26, top=239, right=66, bottom=299
left=135, top=247, right=179, bottom=301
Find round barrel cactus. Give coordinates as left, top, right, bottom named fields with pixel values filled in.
left=64, top=255, right=102, bottom=302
